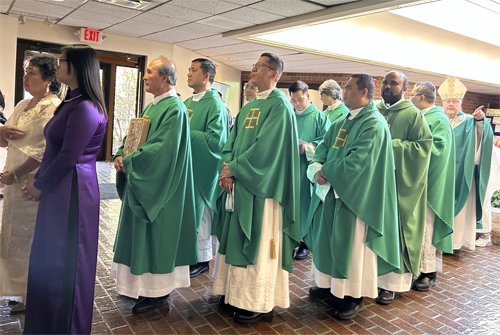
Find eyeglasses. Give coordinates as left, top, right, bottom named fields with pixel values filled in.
left=252, top=62, right=277, bottom=72
left=443, top=99, right=461, bottom=105
left=408, top=93, right=422, bottom=99
left=56, top=58, right=67, bottom=66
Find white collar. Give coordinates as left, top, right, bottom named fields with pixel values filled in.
left=327, top=101, right=342, bottom=111
left=420, top=106, right=434, bottom=115
left=295, top=103, right=310, bottom=115
left=191, top=90, right=207, bottom=102
left=348, top=106, right=364, bottom=120
left=153, top=88, right=177, bottom=105
left=256, top=88, right=273, bottom=100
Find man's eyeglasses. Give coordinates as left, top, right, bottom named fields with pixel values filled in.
left=408, top=93, right=422, bottom=99
left=56, top=58, right=67, bottom=66
left=252, top=62, right=277, bottom=72
left=443, top=99, right=461, bottom=105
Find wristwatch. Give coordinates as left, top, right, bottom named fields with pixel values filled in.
left=12, top=170, right=19, bottom=183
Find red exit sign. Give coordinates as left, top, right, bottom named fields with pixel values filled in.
left=80, top=28, right=103, bottom=45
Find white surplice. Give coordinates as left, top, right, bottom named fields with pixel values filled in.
left=419, top=205, right=443, bottom=274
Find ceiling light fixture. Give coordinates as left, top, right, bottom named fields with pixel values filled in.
left=18, top=13, right=26, bottom=24
left=43, top=18, right=54, bottom=27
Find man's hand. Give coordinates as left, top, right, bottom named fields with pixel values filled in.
left=219, top=162, right=233, bottom=180
left=315, top=170, right=328, bottom=185
left=219, top=177, right=234, bottom=193
left=1, top=125, right=25, bottom=140
left=299, top=144, right=305, bottom=155
left=473, top=105, right=485, bottom=120
left=114, top=156, right=126, bottom=173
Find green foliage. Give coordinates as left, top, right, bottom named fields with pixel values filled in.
left=492, top=190, right=500, bottom=207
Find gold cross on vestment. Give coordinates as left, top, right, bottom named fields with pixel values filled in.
left=187, top=109, right=194, bottom=122
left=332, top=128, right=348, bottom=149
left=244, top=108, right=261, bottom=129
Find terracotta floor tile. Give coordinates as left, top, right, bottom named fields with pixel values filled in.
left=169, top=320, right=197, bottom=335
left=195, top=324, right=218, bottom=335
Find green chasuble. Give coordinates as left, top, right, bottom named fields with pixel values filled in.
left=303, top=101, right=400, bottom=278
left=377, top=100, right=432, bottom=276
left=295, top=103, right=331, bottom=237
left=423, top=106, right=455, bottom=253
left=214, top=88, right=301, bottom=272
left=184, top=89, right=229, bottom=229
left=450, top=112, right=493, bottom=228
left=113, top=96, right=198, bottom=275
left=325, top=102, right=349, bottom=123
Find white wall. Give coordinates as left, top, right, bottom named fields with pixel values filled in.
left=0, top=15, right=241, bottom=117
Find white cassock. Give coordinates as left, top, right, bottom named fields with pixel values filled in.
left=198, top=203, right=219, bottom=262
left=453, top=121, right=486, bottom=250
left=212, top=199, right=289, bottom=313
left=419, top=205, right=443, bottom=274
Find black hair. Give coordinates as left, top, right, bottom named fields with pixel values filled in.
left=414, top=81, right=436, bottom=104
left=28, top=56, right=61, bottom=94
left=260, top=52, right=284, bottom=82
left=61, top=44, right=107, bottom=116
left=351, top=74, right=375, bottom=100
left=0, top=89, right=4, bottom=109
left=288, top=80, right=308, bottom=95
left=192, top=58, right=216, bottom=84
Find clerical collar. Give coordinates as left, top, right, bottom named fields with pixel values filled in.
left=382, top=97, right=405, bottom=108
left=421, top=106, right=434, bottom=115
left=256, top=88, right=273, bottom=100
left=327, top=101, right=341, bottom=111
left=191, top=90, right=207, bottom=102
left=295, top=103, right=310, bottom=115
left=153, top=88, right=177, bottom=105
left=348, top=106, right=364, bottom=120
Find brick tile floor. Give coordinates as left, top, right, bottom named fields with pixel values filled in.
left=2, top=162, right=500, bottom=334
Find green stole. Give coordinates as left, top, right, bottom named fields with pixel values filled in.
left=377, top=100, right=432, bottom=275
left=423, top=106, right=455, bottom=253
left=450, top=111, right=493, bottom=228
left=295, top=102, right=331, bottom=237
left=325, top=102, right=349, bottom=123
left=113, top=96, right=198, bottom=275
left=214, top=89, right=301, bottom=272
left=184, top=89, right=229, bottom=229
left=304, top=101, right=400, bottom=278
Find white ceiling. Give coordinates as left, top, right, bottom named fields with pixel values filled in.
left=2, top=0, right=499, bottom=95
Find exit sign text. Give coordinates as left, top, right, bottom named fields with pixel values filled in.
left=80, top=28, right=103, bottom=44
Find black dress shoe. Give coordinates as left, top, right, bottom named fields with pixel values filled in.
left=233, top=308, right=274, bottom=324
left=412, top=272, right=437, bottom=291
left=376, top=289, right=395, bottom=305
left=294, top=241, right=310, bottom=260
left=189, top=261, right=209, bottom=278
left=132, top=295, right=169, bottom=314
left=335, top=296, right=363, bottom=320
left=309, top=286, right=333, bottom=299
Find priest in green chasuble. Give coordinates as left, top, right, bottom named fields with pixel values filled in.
left=184, top=58, right=229, bottom=278
left=319, top=79, right=349, bottom=123
left=304, top=74, right=400, bottom=320
left=409, top=81, right=455, bottom=292
left=112, top=57, right=198, bottom=314
left=438, top=76, right=493, bottom=250
left=213, top=53, right=300, bottom=324
left=376, top=70, right=433, bottom=305
left=288, top=80, right=331, bottom=261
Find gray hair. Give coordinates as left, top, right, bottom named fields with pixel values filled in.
left=414, top=81, right=436, bottom=104
left=157, top=55, right=177, bottom=86
left=319, top=79, right=342, bottom=100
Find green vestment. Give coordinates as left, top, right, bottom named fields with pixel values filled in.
left=184, top=89, right=229, bottom=229
left=113, top=96, right=198, bottom=275
left=295, top=103, right=331, bottom=237
left=325, top=102, right=349, bottom=123
left=377, top=100, right=432, bottom=276
left=303, top=101, right=400, bottom=278
left=423, top=106, right=455, bottom=253
left=450, top=112, right=493, bottom=228
left=214, top=89, right=301, bottom=272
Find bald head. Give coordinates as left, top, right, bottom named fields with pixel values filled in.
left=381, top=70, right=408, bottom=106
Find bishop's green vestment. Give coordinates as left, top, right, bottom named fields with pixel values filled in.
left=423, top=106, right=455, bottom=253
left=304, top=101, right=400, bottom=278
left=450, top=112, right=493, bottom=228
left=113, top=96, right=198, bottom=275
left=325, top=102, right=349, bottom=123
left=377, top=100, right=432, bottom=276
left=184, top=89, right=229, bottom=228
left=214, top=88, right=301, bottom=273
left=295, top=103, right=331, bottom=237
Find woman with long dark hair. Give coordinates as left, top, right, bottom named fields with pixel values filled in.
left=22, top=44, right=107, bottom=334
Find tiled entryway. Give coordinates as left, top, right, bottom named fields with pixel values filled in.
left=1, top=162, right=499, bottom=334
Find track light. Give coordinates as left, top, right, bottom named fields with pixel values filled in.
left=18, top=14, right=26, bottom=24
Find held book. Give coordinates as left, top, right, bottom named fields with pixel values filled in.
left=122, top=117, right=151, bottom=157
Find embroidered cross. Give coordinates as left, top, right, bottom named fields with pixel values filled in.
left=332, top=128, right=348, bottom=149
left=187, top=109, right=194, bottom=122
left=244, top=108, right=261, bottom=129
left=383, top=115, right=391, bottom=128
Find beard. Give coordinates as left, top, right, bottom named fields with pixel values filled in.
left=382, top=89, right=403, bottom=105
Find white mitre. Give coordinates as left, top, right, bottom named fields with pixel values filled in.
left=438, top=76, right=467, bottom=100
